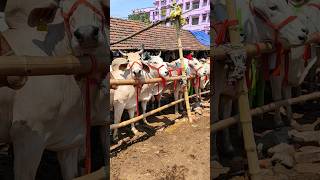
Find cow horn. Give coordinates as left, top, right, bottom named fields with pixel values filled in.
left=119, top=50, right=127, bottom=56
left=158, top=51, right=162, bottom=57
left=138, top=49, right=144, bottom=54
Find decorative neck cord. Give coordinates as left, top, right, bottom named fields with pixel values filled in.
left=84, top=55, right=99, bottom=174
left=249, top=2, right=296, bottom=79
left=59, top=0, right=106, bottom=175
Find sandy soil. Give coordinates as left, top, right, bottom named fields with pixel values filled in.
left=110, top=105, right=210, bottom=180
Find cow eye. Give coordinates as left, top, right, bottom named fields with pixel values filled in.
left=269, top=5, right=277, bottom=11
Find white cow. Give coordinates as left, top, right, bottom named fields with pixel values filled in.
left=195, top=58, right=210, bottom=96
left=166, top=58, right=206, bottom=114
left=190, top=57, right=209, bottom=105
left=212, top=0, right=308, bottom=159
left=111, top=51, right=169, bottom=141
left=266, top=0, right=320, bottom=126
left=0, top=0, right=109, bottom=179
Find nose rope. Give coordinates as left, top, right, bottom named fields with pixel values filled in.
left=83, top=55, right=99, bottom=174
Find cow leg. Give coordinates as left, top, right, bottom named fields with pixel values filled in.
left=270, top=76, right=284, bottom=128
left=211, top=93, right=220, bottom=161
left=156, top=94, right=161, bottom=108
left=151, top=96, right=155, bottom=109
left=128, top=109, right=139, bottom=135
left=10, top=121, right=45, bottom=180
left=174, top=89, right=179, bottom=114
left=179, top=92, right=184, bottom=111
left=141, top=100, right=151, bottom=126
left=57, top=148, right=79, bottom=179
left=220, top=97, right=235, bottom=156
left=194, top=87, right=201, bottom=108
left=283, top=86, right=293, bottom=125
left=113, top=102, right=125, bottom=141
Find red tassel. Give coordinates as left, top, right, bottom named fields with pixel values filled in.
left=303, top=44, right=311, bottom=63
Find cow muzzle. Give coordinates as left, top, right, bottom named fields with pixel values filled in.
left=73, top=25, right=100, bottom=49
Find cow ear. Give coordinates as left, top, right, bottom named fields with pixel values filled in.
left=28, top=3, right=59, bottom=28
left=119, top=63, right=128, bottom=71
left=142, top=63, right=150, bottom=73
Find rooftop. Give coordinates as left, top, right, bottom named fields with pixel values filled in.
left=110, top=17, right=209, bottom=51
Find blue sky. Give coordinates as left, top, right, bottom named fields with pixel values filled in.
left=110, top=0, right=154, bottom=19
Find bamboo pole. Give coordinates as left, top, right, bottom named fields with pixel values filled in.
left=225, top=0, right=261, bottom=179
left=0, top=55, right=107, bottom=76
left=110, top=76, right=195, bottom=86
left=108, top=91, right=210, bottom=129
left=173, top=0, right=193, bottom=123
left=211, top=92, right=320, bottom=133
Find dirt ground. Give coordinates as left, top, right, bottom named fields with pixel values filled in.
left=110, top=103, right=210, bottom=180
left=214, top=89, right=320, bottom=180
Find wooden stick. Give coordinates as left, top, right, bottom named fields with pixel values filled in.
left=225, top=0, right=261, bottom=179
left=0, top=55, right=107, bottom=76
left=211, top=92, right=320, bottom=133
left=108, top=91, right=210, bottom=129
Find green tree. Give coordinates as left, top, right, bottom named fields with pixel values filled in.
left=128, top=12, right=151, bottom=24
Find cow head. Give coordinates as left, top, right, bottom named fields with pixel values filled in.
left=28, top=0, right=108, bottom=56
left=118, top=49, right=150, bottom=79
left=147, top=51, right=169, bottom=78
left=188, top=58, right=207, bottom=77
left=251, top=0, right=309, bottom=46
left=200, top=58, right=210, bottom=76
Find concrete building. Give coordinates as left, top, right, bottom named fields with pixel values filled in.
left=132, top=0, right=210, bottom=34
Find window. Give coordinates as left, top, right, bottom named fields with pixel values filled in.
left=192, top=16, right=199, bottom=25
left=192, top=1, right=200, bottom=9
left=202, top=14, right=207, bottom=22
left=161, top=0, right=166, bottom=6
left=186, top=2, right=190, bottom=10
left=203, top=0, right=208, bottom=6
left=161, top=8, right=167, bottom=17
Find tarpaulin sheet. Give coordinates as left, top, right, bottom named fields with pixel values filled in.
left=189, top=30, right=210, bottom=47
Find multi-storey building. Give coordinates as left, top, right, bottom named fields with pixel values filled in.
left=132, top=0, right=210, bottom=34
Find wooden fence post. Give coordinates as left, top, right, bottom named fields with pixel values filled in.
left=173, top=0, right=193, bottom=122
left=225, top=0, right=261, bottom=179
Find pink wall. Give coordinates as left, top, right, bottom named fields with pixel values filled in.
left=136, top=0, right=210, bottom=33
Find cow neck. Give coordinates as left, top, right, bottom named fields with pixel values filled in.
left=147, top=63, right=166, bottom=94
left=189, top=64, right=202, bottom=89
left=168, top=66, right=182, bottom=91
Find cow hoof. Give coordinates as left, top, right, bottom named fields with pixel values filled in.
left=132, top=129, right=140, bottom=136
left=221, top=145, right=235, bottom=157
left=112, top=136, right=119, bottom=143
left=274, top=120, right=285, bottom=129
